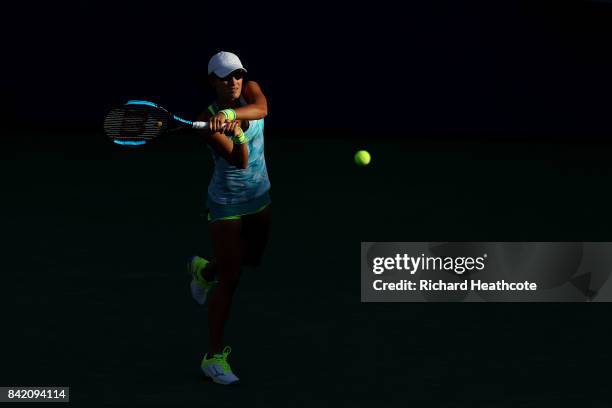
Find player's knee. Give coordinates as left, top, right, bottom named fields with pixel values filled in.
left=242, top=255, right=262, bottom=268
left=218, top=273, right=240, bottom=292
left=214, top=259, right=241, bottom=286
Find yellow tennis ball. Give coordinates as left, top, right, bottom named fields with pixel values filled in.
left=156, top=121, right=163, bottom=128
left=354, top=150, right=371, bottom=166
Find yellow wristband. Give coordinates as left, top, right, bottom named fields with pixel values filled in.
left=220, top=109, right=236, bottom=122
left=231, top=129, right=247, bottom=145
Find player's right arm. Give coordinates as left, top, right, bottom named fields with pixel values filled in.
left=197, top=111, right=249, bottom=169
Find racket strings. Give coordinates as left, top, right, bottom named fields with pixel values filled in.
left=104, top=106, right=168, bottom=142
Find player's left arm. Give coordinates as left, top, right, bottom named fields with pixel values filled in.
left=234, top=81, right=268, bottom=120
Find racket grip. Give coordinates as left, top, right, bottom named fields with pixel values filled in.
left=192, top=122, right=228, bottom=130
left=192, top=121, right=210, bottom=130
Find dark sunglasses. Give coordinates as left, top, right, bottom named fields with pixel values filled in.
left=218, top=70, right=245, bottom=81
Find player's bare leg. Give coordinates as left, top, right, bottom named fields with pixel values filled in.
left=200, top=205, right=270, bottom=385
left=207, top=219, right=242, bottom=355
left=240, top=205, right=272, bottom=268
left=200, top=219, right=242, bottom=385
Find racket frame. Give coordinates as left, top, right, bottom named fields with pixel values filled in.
left=108, top=100, right=209, bottom=146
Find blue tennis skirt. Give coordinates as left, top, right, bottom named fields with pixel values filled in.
left=206, top=191, right=271, bottom=222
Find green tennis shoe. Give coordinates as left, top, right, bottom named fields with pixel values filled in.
left=201, top=346, right=240, bottom=385
left=188, top=256, right=216, bottom=305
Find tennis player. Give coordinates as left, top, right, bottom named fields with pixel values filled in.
left=188, top=51, right=271, bottom=385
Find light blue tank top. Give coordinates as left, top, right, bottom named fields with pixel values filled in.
left=206, top=97, right=271, bottom=205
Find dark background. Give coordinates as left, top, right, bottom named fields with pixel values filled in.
left=3, top=1, right=612, bottom=407
left=2, top=0, right=612, bottom=139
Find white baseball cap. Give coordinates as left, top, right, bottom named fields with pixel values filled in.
left=208, top=51, right=247, bottom=78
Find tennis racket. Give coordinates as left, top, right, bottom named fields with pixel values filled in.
left=104, top=100, right=216, bottom=146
